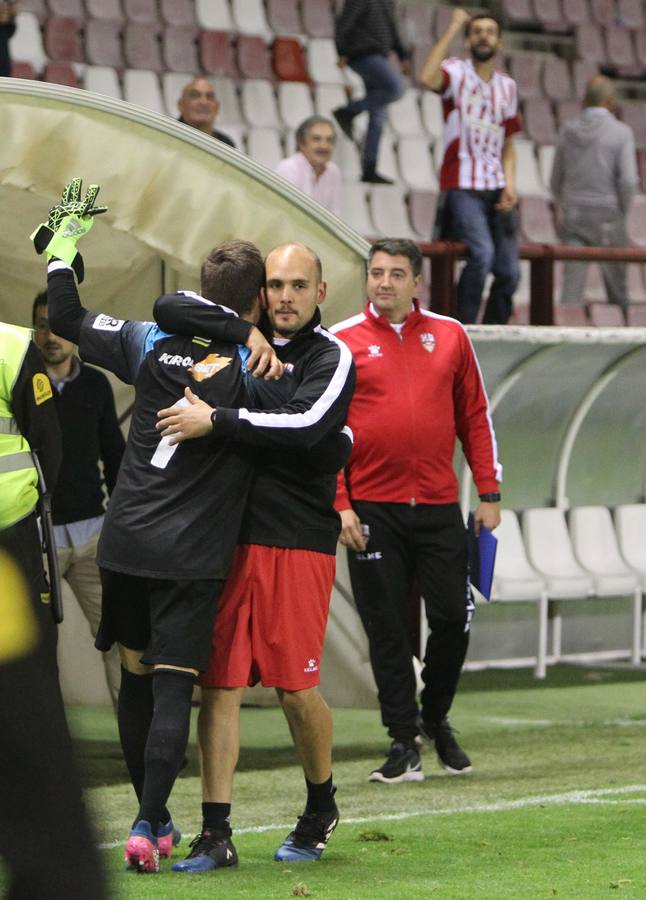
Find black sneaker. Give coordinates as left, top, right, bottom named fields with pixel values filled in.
left=368, top=741, right=424, bottom=784
left=332, top=106, right=355, bottom=141
left=360, top=170, right=395, bottom=184
left=418, top=716, right=472, bottom=774
left=274, top=801, right=340, bottom=862
left=171, top=828, right=238, bottom=873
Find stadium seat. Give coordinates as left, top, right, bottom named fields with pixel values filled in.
left=123, top=0, right=158, bottom=23
left=199, top=31, right=238, bottom=78
left=408, top=190, right=439, bottom=240
left=18, top=0, right=47, bottom=22
left=85, top=19, right=123, bottom=68
left=237, top=35, right=274, bottom=80
left=510, top=301, right=530, bottom=323
left=500, top=0, right=537, bottom=27
left=627, top=303, right=646, bottom=325
left=605, top=25, right=639, bottom=74
left=335, top=133, right=362, bottom=182
left=590, top=0, right=616, bottom=25
left=553, top=304, right=589, bottom=325
left=195, top=0, right=234, bottom=31
left=230, top=0, right=271, bottom=37
left=620, top=103, right=646, bottom=149
left=531, top=0, right=564, bottom=31
left=370, top=185, right=419, bottom=240
left=523, top=98, right=558, bottom=145
left=397, top=136, right=438, bottom=191
left=48, top=0, right=83, bottom=17
left=123, top=22, right=162, bottom=71
left=123, top=69, right=164, bottom=114
left=587, top=302, right=625, bottom=326
left=420, top=90, right=443, bottom=141
left=43, top=61, right=79, bottom=87
left=388, top=88, right=424, bottom=138
left=617, top=0, right=644, bottom=29
left=537, top=143, right=556, bottom=191
left=339, top=184, right=375, bottom=236
left=266, top=0, right=303, bottom=35
left=162, top=72, right=193, bottom=117
left=159, top=0, right=195, bottom=27
left=314, top=84, right=348, bottom=119
left=518, top=196, right=558, bottom=243
left=575, top=24, right=607, bottom=66
left=213, top=77, right=244, bottom=125
left=522, top=507, right=595, bottom=676
left=162, top=25, right=199, bottom=73
left=85, top=0, right=123, bottom=21
left=273, top=37, right=309, bottom=82
left=584, top=263, right=610, bottom=302
left=627, top=264, right=646, bottom=303
left=515, top=139, right=549, bottom=197
left=411, top=39, right=433, bottom=87
left=490, top=510, right=549, bottom=678
left=614, top=505, right=646, bottom=589
left=572, top=60, right=598, bottom=98
left=246, top=126, right=285, bottom=170
left=508, top=55, right=543, bottom=101
left=277, top=82, right=315, bottom=129
left=433, top=6, right=464, bottom=57
left=44, top=16, right=84, bottom=63
left=569, top=505, right=642, bottom=663
left=542, top=56, right=573, bottom=102
left=11, top=12, right=48, bottom=70
left=627, top=195, right=646, bottom=245
left=308, top=38, right=346, bottom=85
left=562, top=0, right=591, bottom=26
left=375, top=131, right=400, bottom=184
left=555, top=99, right=582, bottom=129
left=84, top=65, right=123, bottom=98
left=301, top=0, right=335, bottom=38
left=240, top=79, right=280, bottom=128
left=401, top=1, right=434, bottom=41
left=11, top=61, right=37, bottom=79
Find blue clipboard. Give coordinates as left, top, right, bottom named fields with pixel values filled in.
left=467, top=513, right=498, bottom=601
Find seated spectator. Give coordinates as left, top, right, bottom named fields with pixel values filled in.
left=177, top=77, right=236, bottom=149
left=275, top=116, right=341, bottom=216
left=0, top=1, right=17, bottom=78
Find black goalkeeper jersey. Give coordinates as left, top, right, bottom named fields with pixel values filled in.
left=48, top=267, right=253, bottom=580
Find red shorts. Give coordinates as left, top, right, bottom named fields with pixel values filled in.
left=200, top=544, right=335, bottom=691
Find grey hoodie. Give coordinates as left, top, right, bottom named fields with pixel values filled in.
left=550, top=107, right=637, bottom=215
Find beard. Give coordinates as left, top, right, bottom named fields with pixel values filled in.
left=471, top=44, right=496, bottom=62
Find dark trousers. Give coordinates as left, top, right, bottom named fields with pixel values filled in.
left=347, top=501, right=473, bottom=743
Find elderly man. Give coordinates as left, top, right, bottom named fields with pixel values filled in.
left=177, top=77, right=236, bottom=149
left=275, top=116, right=341, bottom=216
left=551, top=75, right=638, bottom=313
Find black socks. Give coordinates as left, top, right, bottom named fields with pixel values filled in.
left=305, top=774, right=336, bottom=813
left=202, top=802, right=232, bottom=834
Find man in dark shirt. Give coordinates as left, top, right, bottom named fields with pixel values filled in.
left=333, top=0, right=410, bottom=183
left=177, top=77, right=236, bottom=148
left=32, top=292, right=125, bottom=708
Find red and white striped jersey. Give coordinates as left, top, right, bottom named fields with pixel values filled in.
left=438, top=58, right=521, bottom=191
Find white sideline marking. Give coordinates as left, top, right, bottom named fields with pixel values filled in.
left=481, top=717, right=646, bottom=728
left=98, top=784, right=646, bottom=849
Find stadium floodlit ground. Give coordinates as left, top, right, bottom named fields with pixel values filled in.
left=5, top=664, right=646, bottom=899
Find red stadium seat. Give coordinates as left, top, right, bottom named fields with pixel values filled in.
left=523, top=98, right=558, bottom=145
left=627, top=264, right=646, bottom=303
left=237, top=35, right=274, bottom=80
left=44, top=16, right=84, bottom=63
left=531, top=0, right=565, bottom=31
left=266, top=0, right=303, bottom=35
left=159, top=0, right=195, bottom=27
left=617, top=0, right=644, bottom=29
left=587, top=302, right=625, bottom=326
left=199, top=31, right=239, bottom=78
left=123, top=22, right=163, bottom=71
left=162, top=26, right=199, bottom=73
left=85, top=19, right=124, bottom=68
left=562, top=0, right=590, bottom=26
left=575, top=24, right=608, bottom=66
left=627, top=304, right=646, bottom=325
left=11, top=61, right=37, bottom=79
left=518, top=196, right=558, bottom=243
left=508, top=55, right=543, bottom=101
left=272, top=37, right=309, bottom=82
left=619, top=103, right=646, bottom=149
left=408, top=190, right=439, bottom=240
left=48, top=0, right=83, bottom=17
left=123, top=0, right=159, bottom=24
left=542, top=57, right=573, bottom=101
left=43, top=61, right=79, bottom=87
left=626, top=195, right=646, bottom=245
left=637, top=149, right=646, bottom=192
left=572, top=60, right=599, bottom=97
left=554, top=304, right=588, bottom=325
left=85, top=0, right=124, bottom=21
left=590, top=0, right=616, bottom=25
left=301, top=0, right=334, bottom=38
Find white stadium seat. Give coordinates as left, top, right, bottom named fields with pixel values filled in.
left=308, top=38, right=346, bottom=85
left=515, top=138, right=550, bottom=198
left=246, top=126, right=284, bottom=170
left=231, top=0, right=272, bottom=37
left=335, top=133, right=362, bottom=183
left=162, top=71, right=192, bottom=118
left=195, top=0, right=235, bottom=31
left=614, top=504, right=646, bottom=589
left=123, top=69, right=164, bottom=115
left=314, top=84, right=348, bottom=120
left=339, top=184, right=375, bottom=236
left=240, top=79, right=279, bottom=128
left=12, top=12, right=47, bottom=71
left=213, top=77, right=244, bottom=126
left=420, top=90, right=444, bottom=141
left=387, top=88, right=424, bottom=137
left=375, top=130, right=400, bottom=185
left=277, top=82, right=315, bottom=130
left=397, top=136, right=438, bottom=191
left=84, top=66, right=122, bottom=100
left=369, top=184, right=418, bottom=240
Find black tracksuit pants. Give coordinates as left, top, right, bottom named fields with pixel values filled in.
left=347, top=501, right=474, bottom=743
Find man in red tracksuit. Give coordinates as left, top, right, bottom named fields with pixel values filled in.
left=331, top=238, right=501, bottom=783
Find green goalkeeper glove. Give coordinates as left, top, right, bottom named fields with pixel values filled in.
left=30, top=178, right=108, bottom=283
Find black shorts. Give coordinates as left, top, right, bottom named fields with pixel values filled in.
left=96, top=569, right=224, bottom=671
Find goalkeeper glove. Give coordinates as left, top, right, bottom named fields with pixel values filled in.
left=30, top=178, right=108, bottom=283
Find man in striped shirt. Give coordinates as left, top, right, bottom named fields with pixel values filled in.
left=421, top=10, right=521, bottom=324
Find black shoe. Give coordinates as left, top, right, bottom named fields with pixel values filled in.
left=418, top=716, right=472, bottom=774
left=171, top=828, right=238, bottom=873
left=274, top=799, right=340, bottom=862
left=332, top=106, right=355, bottom=141
left=368, top=741, right=424, bottom=784
left=361, top=167, right=394, bottom=184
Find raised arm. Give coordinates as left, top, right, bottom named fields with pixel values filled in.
left=419, top=7, right=471, bottom=91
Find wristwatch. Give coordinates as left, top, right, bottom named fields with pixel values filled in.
left=479, top=492, right=501, bottom=503
left=210, top=409, right=217, bottom=428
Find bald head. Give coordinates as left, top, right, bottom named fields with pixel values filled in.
left=266, top=243, right=323, bottom=284
left=264, top=243, right=326, bottom=338
left=584, top=75, right=616, bottom=111
left=178, top=77, right=219, bottom=133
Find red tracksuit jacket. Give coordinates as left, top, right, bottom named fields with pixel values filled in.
left=330, top=301, right=501, bottom=510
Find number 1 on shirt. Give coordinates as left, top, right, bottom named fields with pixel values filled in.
left=151, top=396, right=189, bottom=469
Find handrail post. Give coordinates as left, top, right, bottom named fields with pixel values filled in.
left=430, top=242, right=456, bottom=316
left=530, top=246, right=554, bottom=325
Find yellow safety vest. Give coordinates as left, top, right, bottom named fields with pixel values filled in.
left=0, top=322, right=41, bottom=529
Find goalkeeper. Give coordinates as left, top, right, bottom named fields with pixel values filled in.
left=32, top=179, right=283, bottom=873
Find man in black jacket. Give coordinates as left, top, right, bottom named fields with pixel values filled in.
left=154, top=243, right=356, bottom=870
left=333, top=0, right=410, bottom=183
left=32, top=292, right=125, bottom=708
